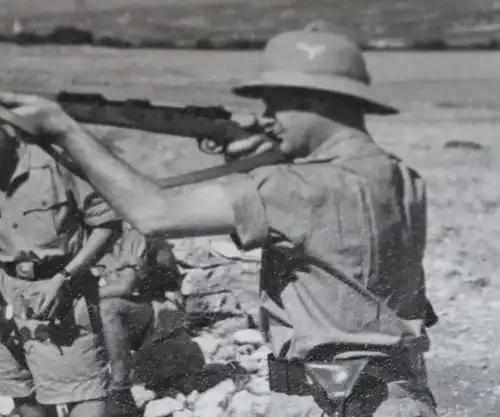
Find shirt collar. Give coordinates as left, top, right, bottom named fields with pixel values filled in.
left=7, top=145, right=50, bottom=194
left=10, top=143, right=31, bottom=183
left=295, top=128, right=378, bottom=164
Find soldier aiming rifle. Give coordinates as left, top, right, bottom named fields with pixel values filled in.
left=0, top=23, right=439, bottom=417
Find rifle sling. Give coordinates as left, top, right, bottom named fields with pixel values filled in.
left=157, top=150, right=286, bottom=189
left=0, top=103, right=288, bottom=189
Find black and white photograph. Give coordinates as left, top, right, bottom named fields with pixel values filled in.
left=0, top=1, right=498, bottom=416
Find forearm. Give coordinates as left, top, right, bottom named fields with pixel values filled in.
left=57, top=127, right=237, bottom=238
left=65, top=227, right=118, bottom=277
left=58, top=128, right=169, bottom=234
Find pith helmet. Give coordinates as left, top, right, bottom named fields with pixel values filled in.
left=232, top=23, right=399, bottom=115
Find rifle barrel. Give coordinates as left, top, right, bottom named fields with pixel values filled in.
left=7, top=89, right=250, bottom=144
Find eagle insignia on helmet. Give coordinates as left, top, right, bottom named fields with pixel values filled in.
left=296, top=42, right=326, bottom=60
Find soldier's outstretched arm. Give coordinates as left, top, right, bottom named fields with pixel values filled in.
left=0, top=92, right=240, bottom=239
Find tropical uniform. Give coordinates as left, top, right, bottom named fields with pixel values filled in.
left=0, top=144, right=118, bottom=405
left=222, top=128, right=438, bottom=416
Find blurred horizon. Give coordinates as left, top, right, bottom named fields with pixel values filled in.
left=1, top=0, right=500, bottom=46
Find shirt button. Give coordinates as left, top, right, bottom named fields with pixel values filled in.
left=12, top=223, right=18, bottom=229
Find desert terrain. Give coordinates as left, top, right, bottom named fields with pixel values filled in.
left=2, top=44, right=500, bottom=416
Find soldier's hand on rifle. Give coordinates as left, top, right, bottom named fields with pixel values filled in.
left=226, top=113, right=282, bottom=160
left=25, top=273, right=70, bottom=321
left=0, top=91, right=83, bottom=142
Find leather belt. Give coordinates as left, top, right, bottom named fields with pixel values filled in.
left=0, top=255, right=72, bottom=281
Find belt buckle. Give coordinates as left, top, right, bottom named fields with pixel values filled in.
left=16, top=261, right=35, bottom=280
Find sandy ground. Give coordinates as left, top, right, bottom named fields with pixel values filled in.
left=2, top=45, right=500, bottom=416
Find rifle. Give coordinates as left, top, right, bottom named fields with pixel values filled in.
left=0, top=89, right=287, bottom=188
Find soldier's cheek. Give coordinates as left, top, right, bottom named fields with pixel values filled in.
left=273, top=111, right=316, bottom=156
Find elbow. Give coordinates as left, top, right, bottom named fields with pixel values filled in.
left=127, top=203, right=168, bottom=238
left=131, top=217, right=161, bottom=238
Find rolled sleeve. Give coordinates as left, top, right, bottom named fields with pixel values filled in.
left=81, top=192, right=121, bottom=228
left=63, top=168, right=121, bottom=228
left=224, top=164, right=340, bottom=253
left=223, top=174, right=269, bottom=251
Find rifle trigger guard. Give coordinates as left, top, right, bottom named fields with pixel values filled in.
left=196, top=137, right=226, bottom=155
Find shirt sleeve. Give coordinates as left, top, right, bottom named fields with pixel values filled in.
left=222, top=165, right=321, bottom=251
left=57, top=163, right=121, bottom=228
left=114, top=226, right=148, bottom=274
left=222, top=171, right=270, bottom=251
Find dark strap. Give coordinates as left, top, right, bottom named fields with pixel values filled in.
left=0, top=285, right=28, bottom=367
left=0, top=255, right=72, bottom=281
left=157, top=150, right=286, bottom=188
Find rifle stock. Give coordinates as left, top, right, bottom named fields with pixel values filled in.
left=0, top=89, right=288, bottom=188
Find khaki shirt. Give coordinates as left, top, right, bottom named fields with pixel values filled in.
left=223, top=129, right=429, bottom=359
left=97, top=224, right=178, bottom=296
left=0, top=144, right=119, bottom=262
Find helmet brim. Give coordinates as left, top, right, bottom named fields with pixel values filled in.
left=232, top=70, right=399, bottom=116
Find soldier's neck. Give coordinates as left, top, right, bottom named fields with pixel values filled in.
left=305, top=115, right=367, bottom=154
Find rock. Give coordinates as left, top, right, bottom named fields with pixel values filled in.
left=0, top=396, right=14, bottom=415
left=211, top=316, right=250, bottom=337
left=194, top=379, right=236, bottom=412
left=247, top=307, right=261, bottom=326
left=263, top=393, right=324, bottom=417
left=236, top=344, right=255, bottom=357
left=212, top=343, right=238, bottom=362
left=131, top=384, right=157, bottom=408
left=208, top=240, right=261, bottom=261
left=225, top=265, right=261, bottom=319
left=193, top=405, right=224, bottom=417
left=144, top=397, right=185, bottom=417
left=185, top=291, right=243, bottom=316
left=231, top=329, right=264, bottom=346
left=219, top=293, right=239, bottom=310
left=176, top=393, right=187, bottom=403
left=181, top=268, right=221, bottom=296
left=226, top=390, right=270, bottom=417
left=251, top=345, right=272, bottom=362
left=238, top=356, right=261, bottom=373
left=257, top=366, right=270, bottom=378
left=372, top=397, right=427, bottom=417
left=193, top=333, right=222, bottom=361
left=172, top=410, right=194, bottom=417
left=246, top=377, right=270, bottom=395
left=186, top=390, right=200, bottom=406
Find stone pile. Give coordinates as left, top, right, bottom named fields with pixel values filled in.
left=0, top=236, right=325, bottom=417
left=135, top=237, right=273, bottom=417
left=138, top=328, right=272, bottom=417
